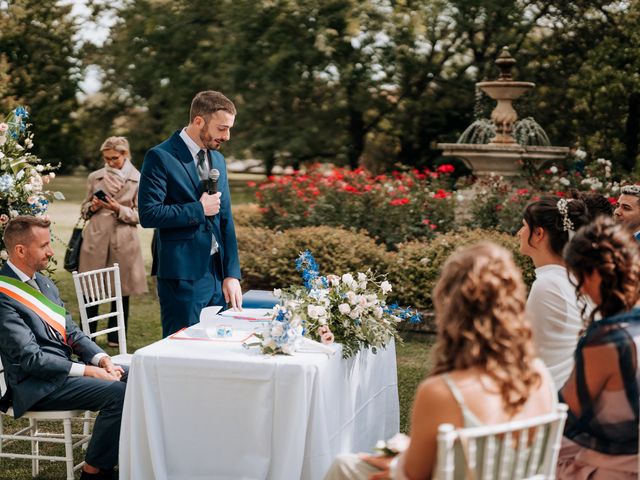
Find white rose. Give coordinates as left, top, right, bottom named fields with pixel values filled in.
left=338, top=303, right=351, bottom=314
left=358, top=281, right=367, bottom=290
left=374, top=306, right=383, bottom=319
left=574, top=149, right=587, bottom=160
left=0, top=123, right=8, bottom=132
left=9, top=210, right=19, bottom=218
left=49, top=172, right=56, bottom=179
left=357, top=272, right=367, bottom=282
left=273, top=288, right=282, bottom=298
left=271, top=323, right=284, bottom=337
left=346, top=291, right=357, bottom=305
left=559, top=177, right=570, bottom=186
left=327, top=274, right=340, bottom=287
left=597, top=157, right=606, bottom=164
left=380, top=281, right=392, bottom=294
left=0, top=250, right=7, bottom=260
left=549, top=166, right=558, bottom=174
left=342, top=273, right=354, bottom=285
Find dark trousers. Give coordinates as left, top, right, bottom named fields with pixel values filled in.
left=87, top=296, right=130, bottom=343
left=31, top=368, right=128, bottom=470
left=157, top=253, right=224, bottom=338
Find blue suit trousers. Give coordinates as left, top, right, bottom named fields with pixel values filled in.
left=157, top=253, right=225, bottom=337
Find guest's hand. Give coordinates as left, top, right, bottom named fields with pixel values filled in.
left=200, top=192, right=221, bottom=216
left=89, top=196, right=102, bottom=213
left=223, top=277, right=242, bottom=311
left=98, top=356, right=124, bottom=380
left=360, top=454, right=393, bottom=480
left=102, top=195, right=121, bottom=214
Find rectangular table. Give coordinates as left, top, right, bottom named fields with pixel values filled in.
left=119, top=326, right=399, bottom=480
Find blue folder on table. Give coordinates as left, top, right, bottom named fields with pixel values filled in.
left=242, top=289, right=280, bottom=309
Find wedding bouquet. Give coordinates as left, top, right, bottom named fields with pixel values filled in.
left=0, top=107, right=63, bottom=262
left=261, top=250, right=421, bottom=358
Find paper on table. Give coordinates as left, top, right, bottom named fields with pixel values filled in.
left=218, top=308, right=273, bottom=321
left=200, top=306, right=223, bottom=324
left=170, top=327, right=256, bottom=343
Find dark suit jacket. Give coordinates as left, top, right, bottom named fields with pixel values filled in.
left=0, top=264, right=103, bottom=417
left=138, top=130, right=241, bottom=281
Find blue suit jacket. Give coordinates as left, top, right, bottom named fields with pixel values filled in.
left=138, top=131, right=241, bottom=281
left=0, top=264, right=103, bottom=418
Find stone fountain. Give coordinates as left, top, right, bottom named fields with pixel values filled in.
left=438, top=47, right=568, bottom=177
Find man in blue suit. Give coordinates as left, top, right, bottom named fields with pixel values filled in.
left=138, top=90, right=242, bottom=337
left=0, top=216, right=126, bottom=480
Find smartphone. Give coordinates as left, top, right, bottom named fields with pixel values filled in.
left=93, top=189, right=108, bottom=201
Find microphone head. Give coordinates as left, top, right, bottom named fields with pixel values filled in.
left=208, top=168, right=220, bottom=181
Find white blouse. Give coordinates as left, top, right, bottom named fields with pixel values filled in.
left=526, top=264, right=587, bottom=389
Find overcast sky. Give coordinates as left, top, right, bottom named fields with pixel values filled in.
left=64, top=0, right=114, bottom=95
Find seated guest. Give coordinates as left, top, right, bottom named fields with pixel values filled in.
left=557, top=216, right=639, bottom=479
left=324, top=242, right=555, bottom=479
left=0, top=216, right=127, bottom=480
left=518, top=196, right=591, bottom=387
left=614, top=184, right=640, bottom=240
left=570, top=190, right=614, bottom=219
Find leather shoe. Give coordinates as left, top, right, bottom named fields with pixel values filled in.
left=80, top=468, right=116, bottom=480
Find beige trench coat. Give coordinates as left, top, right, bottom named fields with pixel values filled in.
left=78, top=166, right=148, bottom=296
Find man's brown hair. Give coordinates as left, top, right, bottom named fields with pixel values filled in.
left=189, top=90, right=236, bottom=122
left=3, top=216, right=51, bottom=251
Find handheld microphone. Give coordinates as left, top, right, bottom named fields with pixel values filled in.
left=207, top=169, right=220, bottom=195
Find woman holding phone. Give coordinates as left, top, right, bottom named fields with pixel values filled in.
left=78, top=136, right=147, bottom=346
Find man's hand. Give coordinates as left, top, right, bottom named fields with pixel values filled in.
left=200, top=192, right=221, bottom=216
left=360, top=454, right=393, bottom=480
left=222, top=277, right=242, bottom=311
left=84, top=365, right=121, bottom=381
left=98, top=356, right=124, bottom=379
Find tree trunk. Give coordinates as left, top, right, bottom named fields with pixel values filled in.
left=347, top=107, right=365, bottom=169
left=625, top=92, right=640, bottom=172
left=264, top=152, right=275, bottom=177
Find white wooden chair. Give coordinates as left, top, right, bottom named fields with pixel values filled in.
left=435, top=403, right=568, bottom=480
left=72, top=264, right=131, bottom=366
left=0, top=359, right=92, bottom=479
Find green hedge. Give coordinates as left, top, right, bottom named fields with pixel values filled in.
left=232, top=203, right=264, bottom=227
left=388, top=229, right=535, bottom=311
left=237, top=227, right=535, bottom=313
left=237, top=226, right=390, bottom=291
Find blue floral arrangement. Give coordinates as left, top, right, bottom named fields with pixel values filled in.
left=262, top=250, right=421, bottom=358
left=0, top=107, right=63, bottom=262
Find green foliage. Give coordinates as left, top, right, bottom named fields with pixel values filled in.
left=0, top=0, right=81, bottom=173
left=387, top=229, right=536, bottom=311
left=237, top=225, right=389, bottom=291
left=232, top=203, right=264, bottom=228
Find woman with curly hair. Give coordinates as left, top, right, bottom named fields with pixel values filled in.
left=324, top=242, right=555, bottom=479
left=518, top=195, right=591, bottom=387
left=556, top=216, right=640, bottom=479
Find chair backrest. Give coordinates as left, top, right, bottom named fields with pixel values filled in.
left=436, top=403, right=568, bottom=480
left=0, top=357, right=6, bottom=397
left=72, top=263, right=127, bottom=355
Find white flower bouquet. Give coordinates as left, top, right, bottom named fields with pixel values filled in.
left=263, top=251, right=421, bottom=358
left=0, top=107, right=63, bottom=261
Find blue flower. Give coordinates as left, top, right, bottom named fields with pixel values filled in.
left=14, top=106, right=28, bottom=119
left=0, top=174, right=14, bottom=193
left=296, top=250, right=320, bottom=290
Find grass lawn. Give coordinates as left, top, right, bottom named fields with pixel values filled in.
left=0, top=173, right=435, bottom=479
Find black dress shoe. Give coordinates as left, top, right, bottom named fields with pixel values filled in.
left=80, top=468, right=116, bottom=480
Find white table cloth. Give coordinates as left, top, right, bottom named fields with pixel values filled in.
left=119, top=326, right=399, bottom=480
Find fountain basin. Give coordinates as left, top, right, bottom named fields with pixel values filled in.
left=439, top=143, right=569, bottom=177
left=476, top=81, right=535, bottom=100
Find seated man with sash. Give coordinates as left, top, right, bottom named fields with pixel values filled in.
left=0, top=216, right=126, bottom=480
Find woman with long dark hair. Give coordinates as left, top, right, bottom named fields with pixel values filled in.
left=557, top=216, right=640, bottom=479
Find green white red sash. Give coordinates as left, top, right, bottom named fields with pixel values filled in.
left=0, top=275, right=67, bottom=343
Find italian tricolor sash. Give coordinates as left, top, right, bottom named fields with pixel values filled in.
left=0, top=275, right=67, bottom=343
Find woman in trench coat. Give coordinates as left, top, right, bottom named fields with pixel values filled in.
left=78, top=136, right=148, bottom=346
